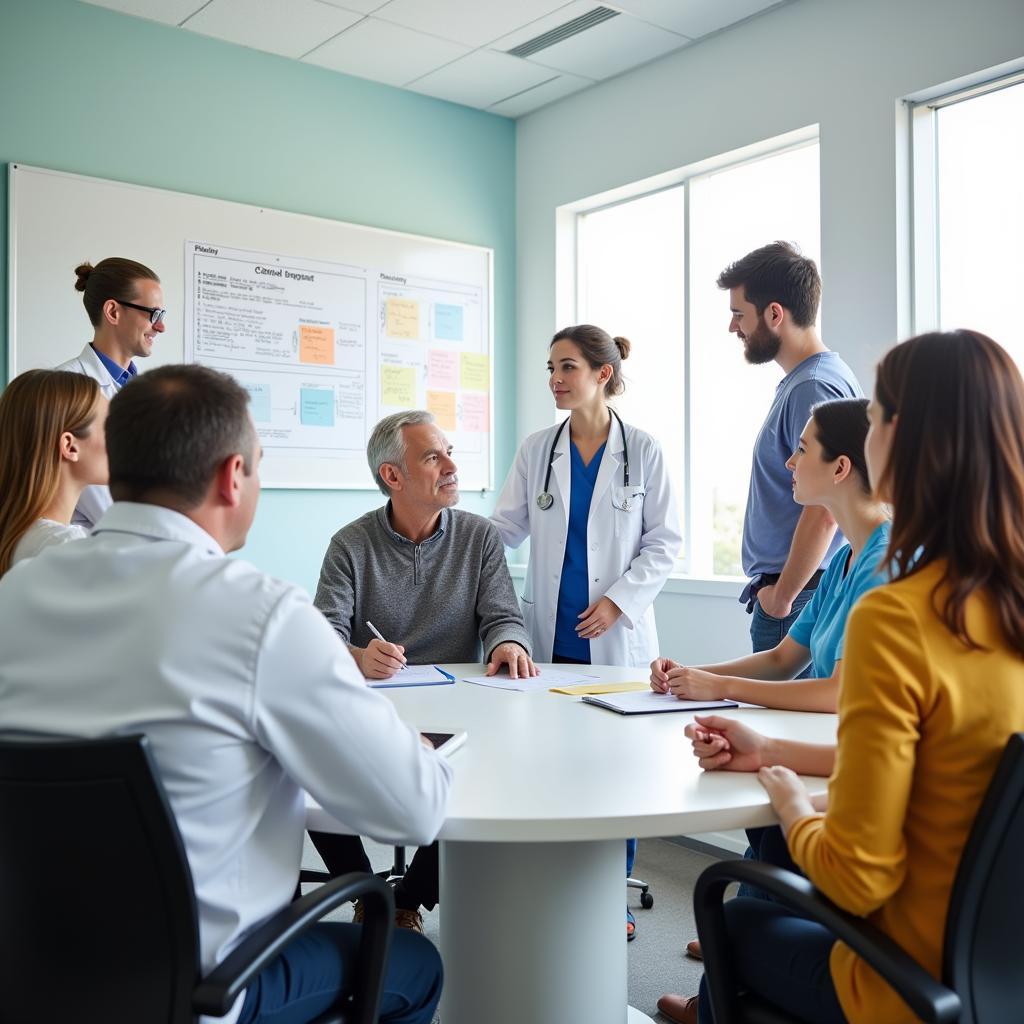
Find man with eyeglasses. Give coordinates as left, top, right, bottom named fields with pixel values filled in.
left=57, top=257, right=167, bottom=528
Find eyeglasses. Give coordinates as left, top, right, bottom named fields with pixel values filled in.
left=116, top=299, right=167, bottom=326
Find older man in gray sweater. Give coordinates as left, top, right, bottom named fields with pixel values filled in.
left=309, top=409, right=536, bottom=929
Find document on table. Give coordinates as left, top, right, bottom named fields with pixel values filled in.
left=463, top=667, right=600, bottom=692
left=549, top=681, right=650, bottom=696
left=366, top=665, right=455, bottom=689
left=582, top=691, right=738, bottom=715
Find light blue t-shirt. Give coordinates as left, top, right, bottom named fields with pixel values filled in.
left=788, top=521, right=891, bottom=677
left=742, top=351, right=862, bottom=579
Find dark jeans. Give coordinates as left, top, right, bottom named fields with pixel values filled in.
left=237, top=922, right=442, bottom=1024
left=308, top=833, right=439, bottom=911
left=749, top=587, right=815, bottom=679
left=739, top=824, right=801, bottom=901
left=696, top=897, right=846, bottom=1024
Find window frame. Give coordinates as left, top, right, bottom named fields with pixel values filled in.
left=908, top=67, right=1024, bottom=335
left=559, top=126, right=819, bottom=580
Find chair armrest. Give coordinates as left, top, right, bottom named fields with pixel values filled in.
left=694, top=860, right=961, bottom=1024
left=192, top=872, right=394, bottom=1023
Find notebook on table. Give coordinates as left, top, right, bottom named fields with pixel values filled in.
left=582, top=691, right=738, bottom=715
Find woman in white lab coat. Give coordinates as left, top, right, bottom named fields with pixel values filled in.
left=492, top=324, right=681, bottom=670
left=492, top=324, right=681, bottom=940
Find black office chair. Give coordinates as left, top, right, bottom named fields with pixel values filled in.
left=693, top=732, right=1024, bottom=1023
left=0, top=732, right=395, bottom=1024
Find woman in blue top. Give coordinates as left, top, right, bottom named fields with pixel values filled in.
left=650, top=397, right=889, bottom=712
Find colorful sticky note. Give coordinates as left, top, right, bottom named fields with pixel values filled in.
left=435, top=303, right=464, bottom=341
left=386, top=298, right=420, bottom=339
left=460, top=353, right=489, bottom=391
left=299, top=324, right=334, bottom=365
left=427, top=349, right=459, bottom=390
left=461, top=392, right=489, bottom=433
left=300, top=388, right=334, bottom=427
left=427, top=389, right=456, bottom=430
left=243, top=382, right=272, bottom=423
left=381, top=365, right=416, bottom=407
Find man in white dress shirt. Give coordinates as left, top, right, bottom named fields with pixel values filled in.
left=0, top=364, right=450, bottom=1024
left=57, top=257, right=166, bottom=528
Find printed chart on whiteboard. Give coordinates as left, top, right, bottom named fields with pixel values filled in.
left=184, top=240, right=492, bottom=490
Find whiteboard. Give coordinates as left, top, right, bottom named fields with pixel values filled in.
left=8, top=163, right=495, bottom=489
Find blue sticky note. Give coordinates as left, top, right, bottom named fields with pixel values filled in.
left=300, top=388, right=334, bottom=427
left=435, top=303, right=464, bottom=341
left=244, top=382, right=272, bottom=423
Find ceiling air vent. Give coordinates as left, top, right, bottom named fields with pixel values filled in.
left=506, top=6, right=620, bottom=58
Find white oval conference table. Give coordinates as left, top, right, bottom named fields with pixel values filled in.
left=305, top=664, right=838, bottom=1024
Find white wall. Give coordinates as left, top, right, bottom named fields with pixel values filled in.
left=515, top=0, right=1024, bottom=661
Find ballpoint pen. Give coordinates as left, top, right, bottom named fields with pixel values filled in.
left=366, top=620, right=406, bottom=669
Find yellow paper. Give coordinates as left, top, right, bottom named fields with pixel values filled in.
left=426, top=389, right=456, bottom=430
left=299, top=324, right=334, bottom=365
left=549, top=681, right=651, bottom=696
left=460, top=353, right=489, bottom=391
left=380, top=365, right=415, bottom=407
left=386, top=298, right=419, bottom=339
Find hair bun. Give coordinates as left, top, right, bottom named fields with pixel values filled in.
left=74, top=262, right=94, bottom=293
left=613, top=335, right=631, bottom=360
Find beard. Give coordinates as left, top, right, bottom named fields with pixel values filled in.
left=741, top=317, right=782, bottom=365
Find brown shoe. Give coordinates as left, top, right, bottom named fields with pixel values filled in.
left=656, top=993, right=699, bottom=1024
left=394, top=907, right=425, bottom=933
left=685, top=938, right=703, bottom=960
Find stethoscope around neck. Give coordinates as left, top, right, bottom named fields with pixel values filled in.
left=536, top=409, right=630, bottom=511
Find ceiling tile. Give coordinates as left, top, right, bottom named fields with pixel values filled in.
left=78, top=0, right=208, bottom=25
left=303, top=17, right=470, bottom=87
left=182, top=0, right=363, bottom=59
left=488, top=72, right=593, bottom=117
left=407, top=49, right=560, bottom=108
left=372, top=0, right=570, bottom=48
left=514, top=11, right=688, bottom=80
left=610, top=0, right=782, bottom=40
left=317, top=0, right=392, bottom=13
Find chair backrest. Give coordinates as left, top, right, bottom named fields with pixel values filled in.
left=943, top=732, right=1024, bottom=1024
left=0, top=732, right=201, bottom=1024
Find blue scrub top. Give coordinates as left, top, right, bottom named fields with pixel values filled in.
left=788, top=521, right=892, bottom=677
left=553, top=441, right=606, bottom=661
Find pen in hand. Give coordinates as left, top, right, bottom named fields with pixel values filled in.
left=366, top=620, right=407, bottom=671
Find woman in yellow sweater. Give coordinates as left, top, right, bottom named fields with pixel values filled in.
left=660, top=329, right=1024, bottom=1024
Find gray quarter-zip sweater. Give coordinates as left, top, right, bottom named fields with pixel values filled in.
left=314, top=504, right=531, bottom=664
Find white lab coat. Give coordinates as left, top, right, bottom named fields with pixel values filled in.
left=491, top=419, right=681, bottom=667
left=55, top=344, right=122, bottom=528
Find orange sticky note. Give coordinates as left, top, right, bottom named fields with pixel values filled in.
left=427, top=389, right=456, bottom=430
left=299, top=325, right=334, bottom=365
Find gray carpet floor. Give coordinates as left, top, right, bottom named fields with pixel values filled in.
left=302, top=834, right=729, bottom=1021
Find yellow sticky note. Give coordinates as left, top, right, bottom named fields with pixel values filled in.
left=460, top=353, right=489, bottom=391
left=386, top=298, right=420, bottom=339
left=549, top=681, right=651, bottom=696
left=381, top=365, right=416, bottom=407
left=299, top=324, right=334, bottom=365
left=427, top=389, right=456, bottom=430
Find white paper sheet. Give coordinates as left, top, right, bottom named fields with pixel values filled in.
left=462, top=668, right=600, bottom=692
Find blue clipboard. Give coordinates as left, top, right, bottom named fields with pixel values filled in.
left=369, top=665, right=456, bottom=689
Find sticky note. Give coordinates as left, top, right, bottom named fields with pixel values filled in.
left=386, top=298, right=420, bottom=339
left=435, top=303, right=464, bottom=341
left=427, top=389, right=456, bottom=430
left=460, top=353, right=489, bottom=391
left=381, top=365, right=416, bottom=407
left=299, top=324, right=334, bottom=365
left=461, top=392, right=489, bottom=433
left=243, top=382, right=272, bottom=423
left=428, top=349, right=459, bottom=390
left=300, top=388, right=334, bottom=427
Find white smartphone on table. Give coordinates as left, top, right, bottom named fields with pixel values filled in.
left=421, top=730, right=467, bottom=758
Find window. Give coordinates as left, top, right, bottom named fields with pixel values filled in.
left=574, top=138, right=821, bottom=577
left=911, top=74, right=1024, bottom=362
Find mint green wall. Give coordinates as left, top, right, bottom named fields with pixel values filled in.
left=0, top=0, right=516, bottom=592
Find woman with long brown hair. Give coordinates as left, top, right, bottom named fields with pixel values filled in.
left=0, top=369, right=109, bottom=576
left=660, top=330, right=1024, bottom=1024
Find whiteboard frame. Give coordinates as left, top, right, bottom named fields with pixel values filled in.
left=8, top=162, right=496, bottom=490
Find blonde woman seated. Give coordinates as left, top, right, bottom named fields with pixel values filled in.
left=651, top=398, right=889, bottom=716
left=0, top=369, right=108, bottom=576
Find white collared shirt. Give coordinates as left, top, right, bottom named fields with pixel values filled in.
left=0, top=503, right=452, bottom=1023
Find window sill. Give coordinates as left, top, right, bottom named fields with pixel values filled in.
left=507, top=564, right=744, bottom=600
